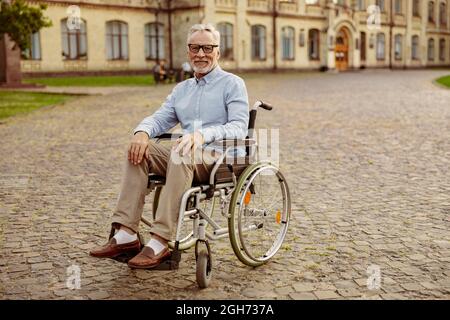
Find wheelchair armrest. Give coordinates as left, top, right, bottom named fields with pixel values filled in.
left=154, top=133, right=183, bottom=141
left=209, top=138, right=256, bottom=149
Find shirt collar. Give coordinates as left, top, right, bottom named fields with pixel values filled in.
left=195, top=65, right=222, bottom=85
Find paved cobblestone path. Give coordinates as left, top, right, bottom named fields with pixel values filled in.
left=1, top=70, right=449, bottom=300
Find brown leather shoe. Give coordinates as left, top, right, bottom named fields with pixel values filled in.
left=89, top=238, right=141, bottom=259
left=127, top=246, right=171, bottom=269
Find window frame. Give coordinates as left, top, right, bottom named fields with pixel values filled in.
left=394, top=34, right=403, bottom=60
left=428, top=38, right=435, bottom=61
left=412, top=35, right=420, bottom=60
left=106, top=20, right=129, bottom=61
left=144, top=22, right=165, bottom=60
left=376, top=33, right=385, bottom=60
left=251, top=24, right=267, bottom=61
left=217, top=22, right=234, bottom=60
left=428, top=1, right=435, bottom=23
left=308, top=28, right=320, bottom=61
left=22, top=31, right=42, bottom=60
left=281, top=26, right=295, bottom=61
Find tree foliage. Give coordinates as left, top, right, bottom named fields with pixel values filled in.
left=0, top=0, right=52, bottom=51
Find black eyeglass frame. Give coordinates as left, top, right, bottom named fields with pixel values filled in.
left=187, top=44, right=219, bottom=54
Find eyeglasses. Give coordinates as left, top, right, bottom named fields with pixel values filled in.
left=188, top=44, right=219, bottom=54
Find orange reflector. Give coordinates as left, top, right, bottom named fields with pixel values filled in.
left=276, top=210, right=281, bottom=224
left=244, top=191, right=251, bottom=205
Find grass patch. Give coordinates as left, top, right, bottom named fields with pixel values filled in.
left=0, top=91, right=73, bottom=120
left=23, top=75, right=156, bottom=87
left=436, top=75, right=450, bottom=88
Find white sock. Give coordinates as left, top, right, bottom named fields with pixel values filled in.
left=145, top=238, right=167, bottom=255
left=113, top=229, right=137, bottom=245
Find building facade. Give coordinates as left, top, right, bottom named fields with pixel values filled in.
left=17, top=0, right=450, bottom=75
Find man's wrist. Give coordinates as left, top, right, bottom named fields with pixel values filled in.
left=135, top=131, right=150, bottom=139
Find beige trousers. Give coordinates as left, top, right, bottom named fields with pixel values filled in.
left=112, top=140, right=219, bottom=241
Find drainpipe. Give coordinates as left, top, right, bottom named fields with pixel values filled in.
left=272, top=0, right=277, bottom=71
left=155, top=0, right=161, bottom=64
left=168, top=0, right=173, bottom=70
left=389, top=0, right=394, bottom=69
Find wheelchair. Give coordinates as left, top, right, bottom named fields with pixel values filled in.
left=111, top=100, right=291, bottom=288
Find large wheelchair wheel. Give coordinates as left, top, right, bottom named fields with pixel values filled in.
left=228, top=162, right=291, bottom=267
left=152, top=186, right=215, bottom=251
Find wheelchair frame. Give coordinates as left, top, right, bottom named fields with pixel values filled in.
left=112, top=101, right=291, bottom=288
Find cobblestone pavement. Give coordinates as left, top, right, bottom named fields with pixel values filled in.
left=1, top=69, right=449, bottom=300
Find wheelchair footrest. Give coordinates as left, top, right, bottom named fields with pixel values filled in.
left=153, top=249, right=181, bottom=270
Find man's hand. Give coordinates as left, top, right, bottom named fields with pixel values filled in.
left=128, top=131, right=150, bottom=165
left=173, top=131, right=204, bottom=156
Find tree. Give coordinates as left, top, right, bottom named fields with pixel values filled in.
left=0, top=0, right=52, bottom=86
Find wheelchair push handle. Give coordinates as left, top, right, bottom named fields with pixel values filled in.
left=256, top=100, right=274, bottom=111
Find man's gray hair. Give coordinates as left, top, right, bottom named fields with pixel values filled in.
left=187, top=23, right=221, bottom=46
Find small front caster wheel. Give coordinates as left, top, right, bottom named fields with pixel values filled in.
left=196, top=250, right=212, bottom=288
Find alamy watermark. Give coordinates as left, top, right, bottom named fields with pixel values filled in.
left=66, top=264, right=81, bottom=290
left=66, top=5, right=82, bottom=31
left=366, top=264, right=382, bottom=290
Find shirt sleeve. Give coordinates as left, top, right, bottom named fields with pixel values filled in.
left=133, top=84, right=180, bottom=138
left=199, top=77, right=249, bottom=144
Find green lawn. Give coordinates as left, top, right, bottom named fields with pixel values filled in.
left=0, top=91, right=73, bottom=120
left=23, top=75, right=156, bottom=87
left=436, top=75, right=450, bottom=88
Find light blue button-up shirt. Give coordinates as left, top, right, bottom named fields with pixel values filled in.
left=134, top=66, right=249, bottom=153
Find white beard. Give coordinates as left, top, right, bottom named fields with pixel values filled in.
left=192, top=62, right=217, bottom=75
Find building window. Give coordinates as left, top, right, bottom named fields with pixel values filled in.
left=355, top=0, right=365, bottom=11
left=428, top=38, right=435, bottom=61
left=61, top=19, right=87, bottom=60
left=412, top=35, right=420, bottom=60
left=360, top=32, right=366, bottom=61
left=440, top=2, right=447, bottom=26
left=217, top=22, right=234, bottom=60
left=106, top=21, right=128, bottom=60
left=376, top=33, right=385, bottom=60
left=251, top=25, right=266, bottom=60
left=281, top=26, right=295, bottom=60
left=308, top=29, right=320, bottom=60
left=145, top=23, right=164, bottom=60
left=413, top=0, right=421, bottom=16
left=22, top=32, right=41, bottom=60
left=439, top=38, right=446, bottom=61
left=394, top=0, right=402, bottom=14
left=376, top=0, right=385, bottom=11
left=394, top=34, right=402, bottom=60
left=428, top=1, right=435, bottom=23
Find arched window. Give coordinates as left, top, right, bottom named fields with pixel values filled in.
left=61, top=19, right=87, bottom=60
left=217, top=22, right=233, bottom=59
left=428, top=38, right=435, bottom=61
left=394, top=0, right=402, bottom=14
left=145, top=23, right=164, bottom=60
left=251, top=25, right=266, bottom=60
left=428, top=1, right=435, bottom=23
left=22, top=31, right=41, bottom=60
left=439, top=38, right=446, bottom=61
left=394, top=34, right=402, bottom=60
left=439, top=2, right=447, bottom=26
left=308, top=29, right=320, bottom=60
left=355, top=0, right=365, bottom=11
left=412, top=35, right=420, bottom=60
left=376, top=33, right=385, bottom=60
left=413, top=0, right=421, bottom=17
left=281, top=26, right=295, bottom=60
left=376, top=0, right=385, bottom=11
left=106, top=21, right=128, bottom=60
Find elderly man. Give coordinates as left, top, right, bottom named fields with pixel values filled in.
left=90, top=24, right=249, bottom=269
